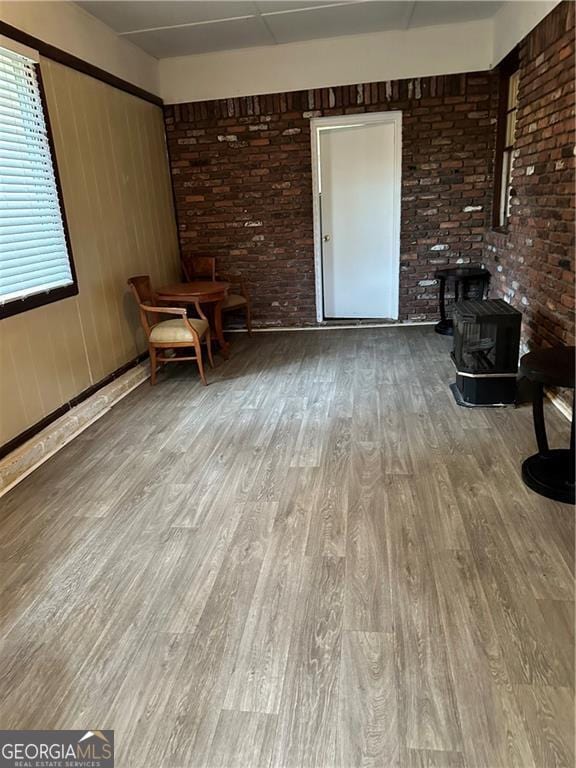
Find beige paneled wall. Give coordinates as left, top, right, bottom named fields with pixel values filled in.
left=0, top=59, right=179, bottom=446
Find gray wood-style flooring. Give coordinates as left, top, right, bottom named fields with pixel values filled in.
left=1, top=327, right=574, bottom=768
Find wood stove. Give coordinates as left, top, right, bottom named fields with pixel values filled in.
left=434, top=265, right=491, bottom=336
left=451, top=298, right=522, bottom=406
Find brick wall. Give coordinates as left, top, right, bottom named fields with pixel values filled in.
left=485, top=1, right=575, bottom=350
left=165, top=73, right=497, bottom=326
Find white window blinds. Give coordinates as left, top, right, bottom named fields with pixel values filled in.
left=0, top=44, right=73, bottom=306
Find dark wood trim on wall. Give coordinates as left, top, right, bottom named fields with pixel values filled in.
left=0, top=21, right=162, bottom=107
left=0, top=352, right=149, bottom=461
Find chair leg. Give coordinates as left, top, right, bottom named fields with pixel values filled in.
left=205, top=330, right=215, bottom=368
left=195, top=339, right=208, bottom=385
left=149, top=344, right=157, bottom=386
left=245, top=303, right=253, bottom=337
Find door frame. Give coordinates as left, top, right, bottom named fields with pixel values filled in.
left=310, top=110, right=402, bottom=322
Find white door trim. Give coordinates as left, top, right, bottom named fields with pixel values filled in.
left=310, top=111, right=402, bottom=323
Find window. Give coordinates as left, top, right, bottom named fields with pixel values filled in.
left=0, top=39, right=76, bottom=319
left=493, top=51, right=519, bottom=229
left=499, top=70, right=519, bottom=226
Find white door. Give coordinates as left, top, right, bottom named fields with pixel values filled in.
left=319, top=120, right=399, bottom=319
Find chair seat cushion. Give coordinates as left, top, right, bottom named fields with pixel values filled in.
left=149, top=317, right=208, bottom=343
left=223, top=293, right=247, bottom=310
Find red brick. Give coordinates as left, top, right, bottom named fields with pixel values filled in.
left=165, top=3, right=573, bottom=330
left=485, top=1, right=575, bottom=349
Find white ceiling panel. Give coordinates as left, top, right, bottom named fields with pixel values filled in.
left=78, top=1, right=259, bottom=33
left=255, top=1, right=345, bottom=11
left=124, top=15, right=274, bottom=58
left=410, top=1, right=503, bottom=27
left=75, top=1, right=509, bottom=58
left=264, top=1, right=411, bottom=44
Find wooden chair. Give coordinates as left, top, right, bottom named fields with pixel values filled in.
left=128, top=275, right=213, bottom=386
left=182, top=256, right=253, bottom=335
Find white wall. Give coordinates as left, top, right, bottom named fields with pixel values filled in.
left=0, top=1, right=562, bottom=106
left=491, top=0, right=561, bottom=66
left=159, top=19, right=494, bottom=104
left=0, top=0, right=159, bottom=95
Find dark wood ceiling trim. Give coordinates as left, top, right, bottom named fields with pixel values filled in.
left=0, top=20, right=163, bottom=107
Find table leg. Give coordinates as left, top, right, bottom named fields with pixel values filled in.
left=571, top=393, right=575, bottom=455
left=213, top=300, right=229, bottom=359
left=522, top=384, right=574, bottom=503
left=434, top=276, right=453, bottom=335
left=439, top=277, right=446, bottom=322
left=532, top=382, right=549, bottom=455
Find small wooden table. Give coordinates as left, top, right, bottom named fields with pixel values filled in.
left=156, top=281, right=231, bottom=357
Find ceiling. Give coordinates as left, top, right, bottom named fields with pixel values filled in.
left=76, top=1, right=504, bottom=59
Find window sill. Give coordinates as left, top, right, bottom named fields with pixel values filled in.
left=0, top=282, right=79, bottom=320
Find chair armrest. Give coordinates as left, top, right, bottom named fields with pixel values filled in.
left=140, top=304, right=187, bottom=317
left=142, top=300, right=208, bottom=322
left=140, top=303, right=204, bottom=341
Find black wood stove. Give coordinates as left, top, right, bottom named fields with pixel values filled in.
left=434, top=265, right=491, bottom=336
left=451, top=298, right=522, bottom=406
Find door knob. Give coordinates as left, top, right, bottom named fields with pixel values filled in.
left=323, top=234, right=331, bottom=242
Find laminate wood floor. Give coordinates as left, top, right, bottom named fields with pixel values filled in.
left=1, top=327, right=573, bottom=768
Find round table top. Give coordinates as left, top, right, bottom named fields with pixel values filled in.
left=157, top=281, right=230, bottom=300
left=435, top=266, right=491, bottom=280
left=520, top=346, right=575, bottom=388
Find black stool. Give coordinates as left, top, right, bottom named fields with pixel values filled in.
left=520, top=346, right=575, bottom=504
left=434, top=265, right=491, bottom=336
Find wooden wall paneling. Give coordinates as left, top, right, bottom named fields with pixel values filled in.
left=0, top=58, right=180, bottom=447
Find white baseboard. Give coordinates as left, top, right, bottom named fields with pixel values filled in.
left=227, top=321, right=437, bottom=333
left=0, top=362, right=150, bottom=498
